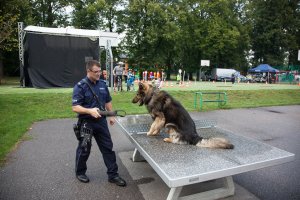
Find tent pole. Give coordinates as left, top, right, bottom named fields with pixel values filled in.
left=110, top=42, right=113, bottom=92
left=106, top=40, right=113, bottom=92
left=18, top=22, right=25, bottom=87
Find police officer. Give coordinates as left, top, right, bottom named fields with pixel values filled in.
left=72, top=60, right=126, bottom=186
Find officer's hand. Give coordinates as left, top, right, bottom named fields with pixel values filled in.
left=89, top=108, right=101, bottom=118
left=109, top=117, right=116, bottom=125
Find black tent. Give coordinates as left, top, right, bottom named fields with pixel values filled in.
left=22, top=26, right=118, bottom=88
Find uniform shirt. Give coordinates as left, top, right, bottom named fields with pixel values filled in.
left=72, top=77, right=112, bottom=120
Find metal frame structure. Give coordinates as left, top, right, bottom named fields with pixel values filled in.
left=18, top=22, right=25, bottom=87
left=105, top=40, right=114, bottom=92
left=194, top=92, right=227, bottom=110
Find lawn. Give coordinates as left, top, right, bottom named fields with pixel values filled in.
left=0, top=78, right=300, bottom=164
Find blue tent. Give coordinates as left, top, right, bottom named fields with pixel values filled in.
left=248, top=64, right=279, bottom=73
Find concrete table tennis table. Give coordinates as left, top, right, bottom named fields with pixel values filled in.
left=116, top=115, right=295, bottom=200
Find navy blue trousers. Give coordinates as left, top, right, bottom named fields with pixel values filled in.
left=75, top=119, right=118, bottom=179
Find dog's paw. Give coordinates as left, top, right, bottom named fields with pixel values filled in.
left=147, top=131, right=153, bottom=136
left=152, top=130, right=160, bottom=135
left=163, top=138, right=172, bottom=143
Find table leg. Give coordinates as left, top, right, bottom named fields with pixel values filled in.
left=166, top=176, right=235, bottom=200
left=132, top=148, right=145, bottom=162
left=167, top=187, right=182, bottom=200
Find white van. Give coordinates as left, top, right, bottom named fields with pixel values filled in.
left=211, top=68, right=238, bottom=81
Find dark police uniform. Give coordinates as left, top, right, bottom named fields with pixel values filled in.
left=72, top=77, right=119, bottom=179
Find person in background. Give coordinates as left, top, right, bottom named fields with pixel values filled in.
left=176, top=73, right=181, bottom=84
left=231, top=73, right=235, bottom=84
left=100, top=69, right=107, bottom=80
left=127, top=69, right=135, bottom=91
left=123, top=67, right=128, bottom=84
left=113, top=62, right=124, bottom=91
left=100, top=69, right=108, bottom=85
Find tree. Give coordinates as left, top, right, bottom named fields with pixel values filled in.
left=71, top=0, right=125, bottom=31
left=122, top=0, right=251, bottom=78
left=30, top=0, right=70, bottom=27
left=122, top=0, right=157, bottom=66
left=0, top=0, right=23, bottom=84
left=163, top=1, right=249, bottom=74
left=71, top=0, right=101, bottom=29
left=0, top=13, right=18, bottom=84
left=95, top=0, right=127, bottom=32
left=249, top=0, right=300, bottom=66
left=282, top=0, right=300, bottom=66
left=123, top=1, right=180, bottom=72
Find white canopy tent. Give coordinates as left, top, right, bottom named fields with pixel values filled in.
left=24, top=25, right=119, bottom=47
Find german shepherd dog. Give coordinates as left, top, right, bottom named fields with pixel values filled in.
left=132, top=82, right=234, bottom=149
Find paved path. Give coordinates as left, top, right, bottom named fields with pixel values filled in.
left=189, top=105, right=300, bottom=200
left=0, top=106, right=299, bottom=200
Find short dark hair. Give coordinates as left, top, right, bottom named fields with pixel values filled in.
left=86, top=60, right=101, bottom=70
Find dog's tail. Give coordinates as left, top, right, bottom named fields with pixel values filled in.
left=165, top=123, right=234, bottom=149
left=196, top=137, right=234, bottom=149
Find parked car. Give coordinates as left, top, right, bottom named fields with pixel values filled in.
left=252, top=74, right=266, bottom=83
left=237, top=75, right=249, bottom=82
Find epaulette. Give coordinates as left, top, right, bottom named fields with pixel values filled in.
left=77, top=78, right=87, bottom=86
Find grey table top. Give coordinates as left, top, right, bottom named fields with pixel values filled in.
left=117, top=115, right=295, bottom=188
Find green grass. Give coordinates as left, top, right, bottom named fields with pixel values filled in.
left=0, top=78, right=300, bottom=165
